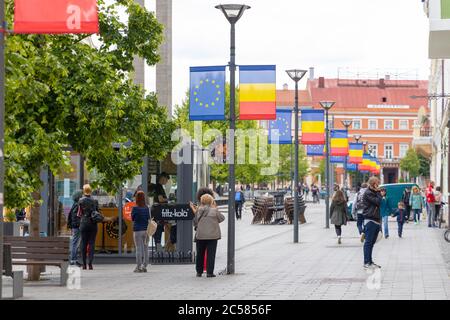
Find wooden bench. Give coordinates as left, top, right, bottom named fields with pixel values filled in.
left=285, top=196, right=307, bottom=225
left=2, top=244, right=24, bottom=298
left=5, top=236, right=70, bottom=286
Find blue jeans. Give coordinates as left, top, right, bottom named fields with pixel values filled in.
left=382, top=216, right=389, bottom=237
left=413, top=209, right=421, bottom=222
left=363, top=221, right=381, bottom=265
left=357, top=213, right=364, bottom=235
left=70, top=228, right=81, bottom=263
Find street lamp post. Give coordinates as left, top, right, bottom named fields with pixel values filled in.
left=216, top=4, right=250, bottom=275
left=341, top=120, right=352, bottom=190
left=362, top=141, right=368, bottom=181
left=320, top=101, right=335, bottom=229
left=286, top=69, right=307, bottom=243
left=353, top=135, right=362, bottom=186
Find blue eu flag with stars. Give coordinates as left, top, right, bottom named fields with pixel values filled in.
left=269, top=109, right=292, bottom=144
left=189, top=66, right=226, bottom=121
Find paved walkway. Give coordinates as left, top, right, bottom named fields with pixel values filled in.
left=2, top=202, right=450, bottom=300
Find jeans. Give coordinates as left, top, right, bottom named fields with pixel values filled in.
left=435, top=205, right=441, bottom=224
left=357, top=213, right=364, bottom=235
left=334, top=225, right=342, bottom=237
left=80, top=225, right=98, bottom=266
left=69, top=228, right=81, bottom=263
left=413, top=209, right=421, bottom=222
left=133, top=231, right=149, bottom=268
left=382, top=216, right=389, bottom=237
left=427, top=204, right=436, bottom=227
left=363, top=221, right=380, bottom=265
left=195, top=239, right=218, bottom=275
left=235, top=201, right=243, bottom=220
left=397, top=221, right=404, bottom=237
left=405, top=205, right=411, bottom=221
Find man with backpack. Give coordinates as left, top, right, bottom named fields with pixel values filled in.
left=235, top=188, right=246, bottom=220
left=401, top=187, right=412, bottom=223
left=352, top=182, right=368, bottom=242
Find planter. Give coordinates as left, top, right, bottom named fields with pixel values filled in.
left=3, top=222, right=20, bottom=236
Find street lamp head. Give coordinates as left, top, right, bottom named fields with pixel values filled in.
left=215, top=4, right=250, bottom=23
left=286, top=69, right=308, bottom=82
left=354, top=134, right=362, bottom=142
left=319, top=101, right=335, bottom=110
left=341, top=120, right=353, bottom=128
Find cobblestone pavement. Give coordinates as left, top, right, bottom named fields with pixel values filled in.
left=2, top=202, right=450, bottom=300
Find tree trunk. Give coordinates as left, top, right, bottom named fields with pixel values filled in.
left=27, top=190, right=41, bottom=281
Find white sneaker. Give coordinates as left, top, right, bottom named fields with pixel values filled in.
left=338, top=236, right=342, bottom=244
left=371, top=263, right=381, bottom=269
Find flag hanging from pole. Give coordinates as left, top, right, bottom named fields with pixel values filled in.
left=348, top=143, right=363, bottom=164
left=14, top=0, right=99, bottom=34
left=239, top=65, right=276, bottom=120
left=346, top=162, right=358, bottom=172
left=330, top=156, right=345, bottom=163
left=189, top=66, right=226, bottom=121
left=359, top=154, right=372, bottom=171
left=306, top=144, right=324, bottom=156
left=301, top=110, right=325, bottom=145
left=269, top=109, right=292, bottom=144
left=330, top=130, right=349, bottom=156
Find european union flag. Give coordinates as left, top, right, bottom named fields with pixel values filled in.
left=269, top=109, right=292, bottom=144
left=346, top=162, right=358, bottom=171
left=330, top=156, right=346, bottom=163
left=306, top=145, right=324, bottom=156
left=189, top=66, right=226, bottom=121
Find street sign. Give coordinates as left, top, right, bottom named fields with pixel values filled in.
left=151, top=204, right=194, bottom=221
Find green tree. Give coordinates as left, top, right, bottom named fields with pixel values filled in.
left=400, top=148, right=420, bottom=179
left=418, top=154, right=430, bottom=177
left=276, top=145, right=309, bottom=185
left=174, top=85, right=277, bottom=187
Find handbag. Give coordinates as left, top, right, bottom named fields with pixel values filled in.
left=91, top=211, right=104, bottom=223
left=147, top=219, right=157, bottom=237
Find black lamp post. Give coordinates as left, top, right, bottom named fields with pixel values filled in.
left=362, top=141, right=368, bottom=181
left=215, top=3, right=250, bottom=275
left=341, top=120, right=352, bottom=190
left=286, top=69, right=307, bottom=243
left=320, top=101, right=335, bottom=229
left=354, top=135, right=362, bottom=186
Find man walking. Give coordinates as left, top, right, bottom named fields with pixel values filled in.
left=235, top=188, right=246, bottom=220
left=362, top=177, right=382, bottom=269
left=401, top=187, right=411, bottom=223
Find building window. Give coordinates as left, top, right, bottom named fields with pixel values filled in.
left=368, top=144, right=378, bottom=157
left=352, top=119, right=361, bottom=130
left=384, top=120, right=394, bottom=130
left=399, top=144, right=409, bottom=158
left=382, top=97, right=387, bottom=103
left=368, top=119, right=378, bottom=130
left=399, top=120, right=409, bottom=130
left=384, top=144, right=394, bottom=159
left=413, top=119, right=419, bottom=128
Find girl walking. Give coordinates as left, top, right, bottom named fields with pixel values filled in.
left=409, top=186, right=425, bottom=224
left=131, top=191, right=150, bottom=273
left=330, top=190, right=348, bottom=244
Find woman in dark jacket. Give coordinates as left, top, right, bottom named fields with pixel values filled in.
left=67, top=190, right=83, bottom=266
left=362, top=177, right=382, bottom=270
left=330, top=190, right=348, bottom=244
left=78, top=184, right=113, bottom=270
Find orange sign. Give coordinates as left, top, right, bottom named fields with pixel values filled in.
left=123, top=202, right=136, bottom=221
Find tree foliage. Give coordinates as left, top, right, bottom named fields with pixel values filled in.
left=400, top=148, right=420, bottom=178
left=4, top=0, right=175, bottom=208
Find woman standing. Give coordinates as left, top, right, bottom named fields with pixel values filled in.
left=131, top=191, right=150, bottom=273
left=330, top=190, right=348, bottom=244
left=362, top=177, right=382, bottom=269
left=380, top=188, right=393, bottom=239
left=78, top=184, right=112, bottom=270
left=192, top=194, right=225, bottom=278
left=409, top=186, right=425, bottom=225
left=434, top=186, right=442, bottom=227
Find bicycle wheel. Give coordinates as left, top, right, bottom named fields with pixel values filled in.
left=445, top=230, right=450, bottom=243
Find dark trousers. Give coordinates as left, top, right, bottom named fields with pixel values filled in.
left=154, top=222, right=164, bottom=244
left=435, top=205, right=441, bottom=223
left=404, top=205, right=411, bottom=221
left=363, top=221, right=380, bottom=265
left=196, top=239, right=218, bottom=275
left=397, top=221, right=404, bottom=237
left=170, top=224, right=177, bottom=244
left=235, top=201, right=243, bottom=219
left=80, top=225, right=98, bottom=266
left=334, top=225, right=342, bottom=236
left=357, top=213, right=364, bottom=234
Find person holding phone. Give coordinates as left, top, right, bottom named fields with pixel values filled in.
left=362, top=177, right=382, bottom=270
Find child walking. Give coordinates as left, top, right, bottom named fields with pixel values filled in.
left=391, top=202, right=407, bottom=238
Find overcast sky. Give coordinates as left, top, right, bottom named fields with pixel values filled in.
left=146, top=0, right=430, bottom=111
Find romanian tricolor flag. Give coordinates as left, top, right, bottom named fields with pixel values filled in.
left=348, top=143, right=363, bottom=164
left=301, top=110, right=325, bottom=145
left=330, top=130, right=349, bottom=156
left=369, top=156, right=378, bottom=173
left=359, top=154, right=372, bottom=171
left=239, top=65, right=276, bottom=120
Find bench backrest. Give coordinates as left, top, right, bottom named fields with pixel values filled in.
left=4, top=237, right=70, bottom=261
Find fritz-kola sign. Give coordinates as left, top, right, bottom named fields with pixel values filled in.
left=152, top=204, right=194, bottom=221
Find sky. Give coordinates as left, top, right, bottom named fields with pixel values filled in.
left=145, top=0, right=430, bottom=111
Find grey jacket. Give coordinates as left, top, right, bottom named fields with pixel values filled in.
left=194, top=206, right=225, bottom=240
